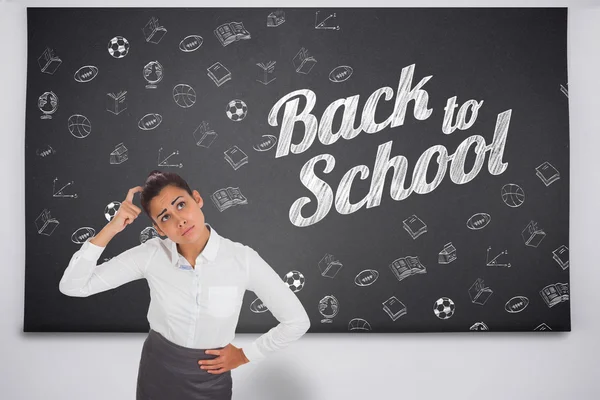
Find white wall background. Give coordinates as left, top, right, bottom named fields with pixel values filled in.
left=1, top=0, right=598, bottom=399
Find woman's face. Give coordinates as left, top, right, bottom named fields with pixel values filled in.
left=149, top=185, right=205, bottom=244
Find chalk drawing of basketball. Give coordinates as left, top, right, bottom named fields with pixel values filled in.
left=67, top=114, right=92, bottom=139
left=172, top=84, right=196, bottom=108
left=501, top=183, right=525, bottom=207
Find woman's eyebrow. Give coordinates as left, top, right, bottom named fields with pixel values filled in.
left=156, top=196, right=183, bottom=218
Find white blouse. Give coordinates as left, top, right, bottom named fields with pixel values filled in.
left=59, top=222, right=311, bottom=364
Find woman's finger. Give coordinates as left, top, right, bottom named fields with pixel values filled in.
left=124, top=186, right=143, bottom=203
left=120, top=202, right=141, bottom=217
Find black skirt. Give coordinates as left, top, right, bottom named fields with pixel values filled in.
left=136, top=329, right=233, bottom=400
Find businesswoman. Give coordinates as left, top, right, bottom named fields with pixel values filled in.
left=59, top=170, right=311, bottom=400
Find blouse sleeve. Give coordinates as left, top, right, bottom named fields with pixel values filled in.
left=58, top=236, right=156, bottom=297
left=242, top=245, right=311, bottom=364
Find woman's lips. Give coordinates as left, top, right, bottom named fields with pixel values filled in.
left=182, top=225, right=195, bottom=236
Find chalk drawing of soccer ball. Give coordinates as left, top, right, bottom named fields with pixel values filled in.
left=283, top=270, right=305, bottom=292
left=108, top=36, right=130, bottom=58
left=104, top=201, right=121, bottom=221
left=225, top=99, right=248, bottom=122
left=433, top=297, right=455, bottom=320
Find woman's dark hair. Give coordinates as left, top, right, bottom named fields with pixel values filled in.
left=140, top=170, right=193, bottom=224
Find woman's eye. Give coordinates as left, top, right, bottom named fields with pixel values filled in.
left=161, top=202, right=185, bottom=222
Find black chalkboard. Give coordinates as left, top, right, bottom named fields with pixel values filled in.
left=24, top=7, right=570, bottom=333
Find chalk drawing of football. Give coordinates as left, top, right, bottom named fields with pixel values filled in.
left=253, top=135, right=278, bottom=151
left=283, top=270, right=305, bottom=292
left=354, top=269, right=379, bottom=286
left=466, top=212, right=491, bottom=230
left=74, top=65, right=99, bottom=83
left=250, top=298, right=268, bottom=313
left=138, top=113, right=163, bottom=130
left=504, top=296, right=529, bottom=313
left=328, top=65, right=353, bottom=83
left=71, top=227, right=96, bottom=244
left=179, top=35, right=203, bottom=52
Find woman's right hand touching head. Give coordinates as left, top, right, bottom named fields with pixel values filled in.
left=107, top=186, right=144, bottom=235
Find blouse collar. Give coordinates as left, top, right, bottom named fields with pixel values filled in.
left=164, top=222, right=220, bottom=267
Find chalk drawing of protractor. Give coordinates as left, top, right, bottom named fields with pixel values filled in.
left=315, top=10, right=340, bottom=30
left=486, top=246, right=511, bottom=268
left=53, top=177, right=77, bottom=198
left=157, top=147, right=183, bottom=168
